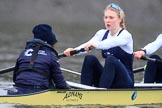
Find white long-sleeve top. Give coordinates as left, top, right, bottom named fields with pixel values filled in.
left=75, top=29, right=133, bottom=54
left=144, top=34, right=162, bottom=55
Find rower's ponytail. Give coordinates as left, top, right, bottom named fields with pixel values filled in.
left=120, top=11, right=126, bottom=29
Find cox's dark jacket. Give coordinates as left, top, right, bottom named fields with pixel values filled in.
left=13, top=39, right=70, bottom=89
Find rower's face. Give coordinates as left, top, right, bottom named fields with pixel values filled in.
left=104, top=9, right=121, bottom=31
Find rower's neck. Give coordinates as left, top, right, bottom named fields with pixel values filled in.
left=110, top=27, right=121, bottom=36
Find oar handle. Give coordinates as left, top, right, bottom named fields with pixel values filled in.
left=58, top=46, right=94, bottom=59
left=58, top=48, right=84, bottom=59
left=141, top=56, right=162, bottom=64
left=70, top=46, right=94, bottom=55
left=70, top=48, right=85, bottom=55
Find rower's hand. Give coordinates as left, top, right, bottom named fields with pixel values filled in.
left=133, top=50, right=145, bottom=60
left=84, top=43, right=96, bottom=51
left=64, top=48, right=74, bottom=56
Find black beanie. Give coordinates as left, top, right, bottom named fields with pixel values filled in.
left=32, top=24, right=57, bottom=46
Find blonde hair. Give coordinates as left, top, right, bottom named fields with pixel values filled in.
left=104, top=5, right=126, bottom=29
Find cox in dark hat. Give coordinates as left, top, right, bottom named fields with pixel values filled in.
left=32, top=24, right=57, bottom=46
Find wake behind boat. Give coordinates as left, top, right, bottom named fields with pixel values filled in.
left=0, top=81, right=162, bottom=106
